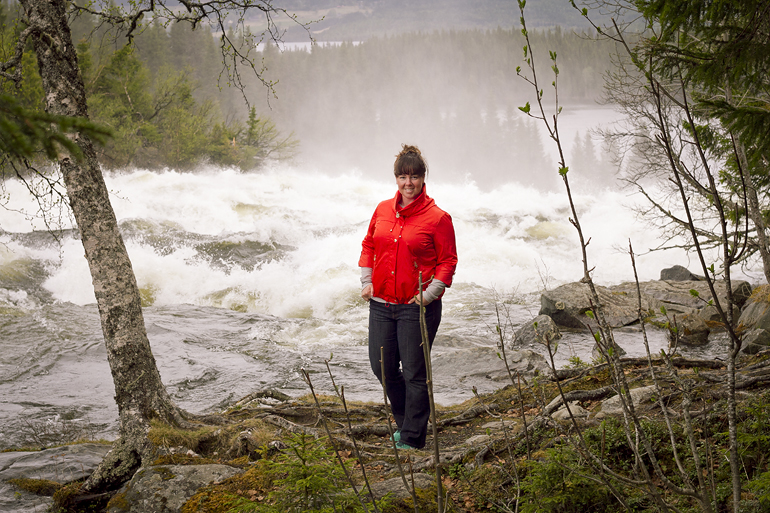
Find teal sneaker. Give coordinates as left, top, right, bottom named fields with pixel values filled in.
left=390, top=430, right=401, bottom=442
left=395, top=441, right=416, bottom=450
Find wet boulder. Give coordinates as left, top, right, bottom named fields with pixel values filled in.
left=737, top=287, right=770, bottom=354
left=660, top=265, right=703, bottom=281
left=741, top=329, right=770, bottom=355
left=591, top=339, right=627, bottom=361
left=676, top=313, right=710, bottom=346
left=514, top=314, right=561, bottom=347
left=738, top=286, right=770, bottom=332
left=539, top=282, right=641, bottom=329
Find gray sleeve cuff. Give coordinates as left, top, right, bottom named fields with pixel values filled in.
left=360, top=267, right=373, bottom=289
left=421, top=279, right=446, bottom=302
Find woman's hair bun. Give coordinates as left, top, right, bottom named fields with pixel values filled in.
left=393, top=144, right=427, bottom=177
left=397, top=144, right=422, bottom=158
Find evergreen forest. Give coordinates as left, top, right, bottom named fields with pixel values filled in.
left=250, top=27, right=617, bottom=188
left=1, top=0, right=618, bottom=187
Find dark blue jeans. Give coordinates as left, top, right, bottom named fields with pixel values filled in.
left=368, top=300, right=442, bottom=449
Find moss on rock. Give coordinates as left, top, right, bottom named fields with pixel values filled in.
left=181, top=463, right=273, bottom=513
left=8, top=477, right=62, bottom=496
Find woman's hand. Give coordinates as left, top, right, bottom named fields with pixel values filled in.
left=408, top=294, right=432, bottom=306
left=361, top=284, right=373, bottom=301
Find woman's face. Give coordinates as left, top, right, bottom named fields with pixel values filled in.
left=396, top=173, right=424, bottom=205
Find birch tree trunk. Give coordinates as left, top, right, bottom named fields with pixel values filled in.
left=19, top=0, right=189, bottom=492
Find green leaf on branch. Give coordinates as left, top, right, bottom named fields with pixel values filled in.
left=523, top=44, right=528, bottom=57
left=519, top=102, right=531, bottom=114
left=660, top=305, right=667, bottom=315
left=549, top=50, right=557, bottom=61
left=689, top=289, right=700, bottom=298
left=582, top=7, right=588, bottom=16
left=593, top=331, right=601, bottom=342
left=585, top=310, right=595, bottom=319
left=559, top=166, right=569, bottom=176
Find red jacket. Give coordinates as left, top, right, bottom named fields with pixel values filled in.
left=359, top=185, right=457, bottom=304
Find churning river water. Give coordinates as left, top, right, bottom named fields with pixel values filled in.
left=0, top=163, right=754, bottom=449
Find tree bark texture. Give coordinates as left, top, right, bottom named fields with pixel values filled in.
left=19, top=0, right=186, bottom=492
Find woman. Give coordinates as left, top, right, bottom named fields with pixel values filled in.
left=359, top=144, right=458, bottom=450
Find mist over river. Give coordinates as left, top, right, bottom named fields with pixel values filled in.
left=0, top=157, right=757, bottom=449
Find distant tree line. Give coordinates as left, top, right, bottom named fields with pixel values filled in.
left=275, top=0, right=605, bottom=41
left=1, top=0, right=617, bottom=184
left=245, top=27, right=617, bottom=188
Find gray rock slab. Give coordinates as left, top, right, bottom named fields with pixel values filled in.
left=368, top=473, right=435, bottom=500
left=0, top=443, right=112, bottom=483
left=0, top=443, right=112, bottom=513
left=464, top=434, right=492, bottom=446
left=552, top=402, right=589, bottom=421
left=0, top=479, right=52, bottom=513
left=481, top=420, right=518, bottom=431
left=107, top=464, right=243, bottom=513
left=598, top=385, right=657, bottom=417
left=431, top=346, right=552, bottom=385
left=545, top=395, right=590, bottom=417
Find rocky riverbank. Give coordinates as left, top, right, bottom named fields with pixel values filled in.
left=515, top=265, right=770, bottom=354
left=4, top=351, right=770, bottom=512
left=4, top=265, right=770, bottom=512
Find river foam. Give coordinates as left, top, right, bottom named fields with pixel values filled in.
left=3, top=167, right=701, bottom=313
